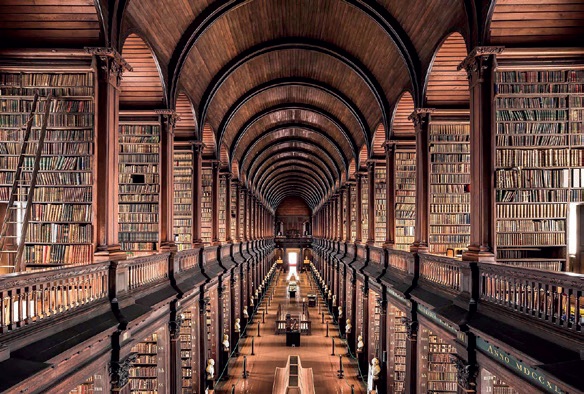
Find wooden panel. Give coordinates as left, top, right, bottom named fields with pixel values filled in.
left=202, top=123, right=216, bottom=158
left=0, top=0, right=101, bottom=47
left=220, top=143, right=229, bottom=167
left=120, top=34, right=165, bottom=109
left=359, top=145, right=368, bottom=169
left=349, top=159, right=356, bottom=179
left=425, top=33, right=469, bottom=107
left=175, top=92, right=197, bottom=138
left=276, top=196, right=311, bottom=217
left=372, top=124, right=386, bottom=157
left=490, top=0, right=584, bottom=45
left=391, top=92, right=415, bottom=136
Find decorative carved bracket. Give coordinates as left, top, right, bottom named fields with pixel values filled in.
left=400, top=317, right=418, bottom=339
left=109, top=352, right=137, bottom=390
left=449, top=354, right=478, bottom=390
left=169, top=313, right=185, bottom=340
left=457, top=46, right=504, bottom=82
left=408, top=108, right=435, bottom=129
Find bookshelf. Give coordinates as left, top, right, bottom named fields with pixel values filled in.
left=395, top=150, right=416, bottom=251
left=361, top=174, right=369, bottom=242
left=69, top=376, right=94, bottom=394
left=201, top=165, right=212, bottom=245
left=218, top=175, right=226, bottom=243
left=429, top=121, right=471, bottom=255
left=118, top=118, right=160, bottom=255
left=0, top=71, right=95, bottom=270
left=129, top=332, right=162, bottom=394
left=174, top=149, right=193, bottom=251
left=388, top=306, right=407, bottom=394
left=480, top=369, right=518, bottom=394
left=374, top=165, right=386, bottom=246
left=180, top=309, right=193, bottom=394
left=350, top=184, right=357, bottom=242
left=494, top=69, right=584, bottom=271
left=230, top=178, right=236, bottom=239
left=238, top=186, right=245, bottom=240
left=419, top=327, right=457, bottom=393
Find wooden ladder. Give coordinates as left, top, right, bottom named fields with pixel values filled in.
left=0, top=93, right=53, bottom=272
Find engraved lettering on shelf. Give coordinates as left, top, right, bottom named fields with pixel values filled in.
left=477, top=338, right=565, bottom=394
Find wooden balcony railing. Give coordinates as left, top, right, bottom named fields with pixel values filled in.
left=387, top=249, right=413, bottom=273
left=419, top=254, right=462, bottom=292
left=123, top=253, right=169, bottom=291
left=0, top=262, right=109, bottom=334
left=479, top=262, right=584, bottom=335
left=176, top=248, right=200, bottom=272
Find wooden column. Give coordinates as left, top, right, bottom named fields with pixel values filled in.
left=345, top=183, right=352, bottom=243
left=459, top=47, right=503, bottom=262
left=89, top=48, right=130, bottom=260
left=211, top=161, right=220, bottom=245
left=192, top=142, right=204, bottom=245
left=242, top=187, right=249, bottom=242
left=403, top=313, right=419, bottom=394
left=378, top=297, right=388, bottom=394
left=384, top=141, right=396, bottom=248
left=367, top=161, right=376, bottom=245
left=355, top=174, right=363, bottom=244
left=225, top=173, right=233, bottom=243
left=409, top=109, right=434, bottom=253
left=339, top=187, right=345, bottom=241
left=157, top=110, right=178, bottom=252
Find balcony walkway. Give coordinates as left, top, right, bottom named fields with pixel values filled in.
left=214, top=269, right=367, bottom=393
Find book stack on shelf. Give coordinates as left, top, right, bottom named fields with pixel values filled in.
left=369, top=295, right=381, bottom=358
left=239, top=187, right=245, bottom=240
left=388, top=306, right=407, bottom=394
left=173, top=150, right=193, bottom=251
left=201, top=166, right=212, bottom=245
left=423, top=330, right=457, bottom=394
left=0, top=71, right=95, bottom=270
left=118, top=122, right=160, bottom=255
left=130, top=333, right=160, bottom=394
left=494, top=69, right=584, bottom=271
left=361, top=174, right=369, bottom=242
left=218, top=175, right=226, bottom=242
left=374, top=165, right=387, bottom=245
left=69, top=376, right=94, bottom=394
left=395, top=151, right=416, bottom=251
left=480, top=370, right=517, bottom=394
left=429, top=122, right=470, bottom=255
left=180, top=309, right=193, bottom=394
left=350, top=185, right=357, bottom=242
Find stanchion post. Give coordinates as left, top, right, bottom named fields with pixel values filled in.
left=242, top=356, right=249, bottom=379
left=337, top=355, right=344, bottom=378
left=326, top=321, right=329, bottom=337
left=257, top=322, right=261, bottom=337
left=331, top=337, right=335, bottom=356
left=251, top=337, right=255, bottom=355
left=322, top=312, right=325, bottom=324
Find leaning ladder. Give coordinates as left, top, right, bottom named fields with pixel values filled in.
left=0, top=93, right=53, bottom=272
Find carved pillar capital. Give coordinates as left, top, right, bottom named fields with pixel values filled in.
left=408, top=108, right=435, bottom=130
left=86, top=47, right=132, bottom=87
left=109, top=353, right=137, bottom=390
left=458, top=46, right=504, bottom=81
left=155, top=109, right=180, bottom=130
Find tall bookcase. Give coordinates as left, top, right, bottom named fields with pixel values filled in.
left=173, top=149, right=193, bottom=251
left=395, top=150, right=416, bottom=251
left=494, top=68, right=584, bottom=271
left=238, top=186, right=245, bottom=240
left=118, top=114, right=161, bottom=255
left=388, top=306, right=407, bottom=394
left=180, top=309, right=193, bottom=394
left=350, top=184, right=357, bottom=242
left=429, top=118, right=471, bottom=255
left=129, top=330, right=167, bottom=394
left=69, top=376, right=94, bottom=394
left=374, top=164, right=387, bottom=246
left=0, top=70, right=95, bottom=271
left=419, top=327, right=457, bottom=393
left=361, top=174, right=369, bottom=242
left=230, top=178, right=236, bottom=239
left=218, top=174, right=226, bottom=243
left=201, top=165, right=212, bottom=245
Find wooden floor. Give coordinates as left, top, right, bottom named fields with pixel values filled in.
left=214, top=269, right=367, bottom=393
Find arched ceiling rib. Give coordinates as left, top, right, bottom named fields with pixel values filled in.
left=262, top=168, right=328, bottom=201
left=258, top=161, right=331, bottom=195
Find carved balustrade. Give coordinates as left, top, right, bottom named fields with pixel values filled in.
left=0, top=262, right=109, bottom=334
left=387, top=249, right=413, bottom=273
left=122, top=253, right=170, bottom=291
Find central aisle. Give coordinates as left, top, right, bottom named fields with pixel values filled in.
left=215, top=269, right=367, bottom=393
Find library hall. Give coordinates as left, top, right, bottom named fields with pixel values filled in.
left=0, top=0, right=583, bottom=393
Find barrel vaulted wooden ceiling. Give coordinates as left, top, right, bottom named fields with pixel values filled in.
left=1, top=0, right=583, bottom=210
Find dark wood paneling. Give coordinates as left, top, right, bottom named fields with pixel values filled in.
left=425, top=33, right=469, bottom=107
left=201, top=123, right=216, bottom=158
left=120, top=34, right=165, bottom=109
left=0, top=0, right=101, bottom=47
left=372, top=124, right=386, bottom=157
left=490, top=0, right=584, bottom=45
left=391, top=92, right=415, bottom=136
left=175, top=92, right=197, bottom=138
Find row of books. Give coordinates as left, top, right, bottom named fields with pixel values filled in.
left=497, top=232, right=565, bottom=246
left=119, top=184, right=160, bottom=194
left=497, top=203, right=566, bottom=218
left=496, top=97, right=566, bottom=108
left=429, top=153, right=470, bottom=162
left=496, top=219, right=565, bottom=232
left=120, top=195, right=159, bottom=203
left=119, top=154, right=159, bottom=163
left=120, top=145, right=160, bottom=153
left=0, top=87, right=93, bottom=96
left=496, top=148, right=576, bottom=168
left=121, top=242, right=157, bottom=251
left=119, top=232, right=159, bottom=242
left=495, top=84, right=580, bottom=94
left=31, top=204, right=92, bottom=222
left=497, top=109, right=568, bottom=121
left=0, top=128, right=93, bottom=141
left=119, top=174, right=159, bottom=184
left=0, top=142, right=91, bottom=155
left=0, top=114, right=93, bottom=127
left=0, top=73, right=93, bottom=87
left=120, top=224, right=158, bottom=232
left=27, top=223, right=91, bottom=243
left=24, top=244, right=93, bottom=265
left=121, top=136, right=160, bottom=143
left=495, top=168, right=568, bottom=189
left=1, top=98, right=94, bottom=113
